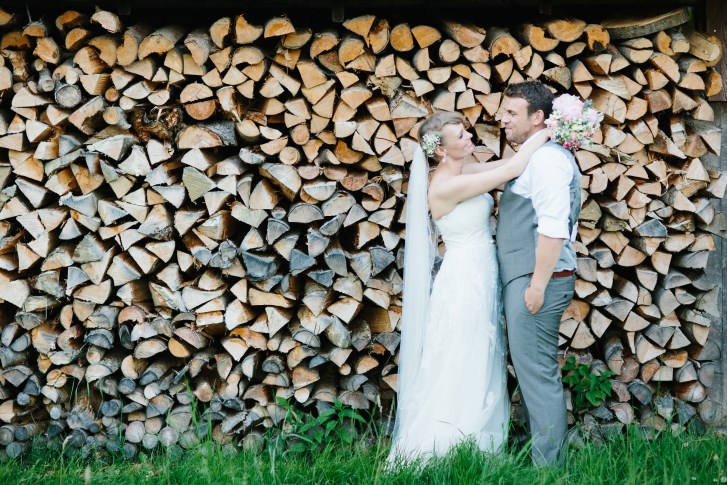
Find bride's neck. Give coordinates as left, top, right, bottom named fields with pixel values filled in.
left=442, top=157, right=464, bottom=174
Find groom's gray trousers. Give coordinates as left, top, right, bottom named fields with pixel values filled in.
left=496, top=141, right=580, bottom=466
left=504, top=273, right=574, bottom=466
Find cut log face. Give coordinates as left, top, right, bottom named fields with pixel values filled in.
left=0, top=5, right=721, bottom=455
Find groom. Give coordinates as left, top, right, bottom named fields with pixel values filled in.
left=496, top=80, right=581, bottom=466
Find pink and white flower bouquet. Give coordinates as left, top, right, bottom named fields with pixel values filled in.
left=546, top=94, right=603, bottom=151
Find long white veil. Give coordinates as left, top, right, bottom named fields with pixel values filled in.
left=388, top=146, right=437, bottom=459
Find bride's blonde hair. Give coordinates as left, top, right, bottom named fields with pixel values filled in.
left=417, top=111, right=470, bottom=161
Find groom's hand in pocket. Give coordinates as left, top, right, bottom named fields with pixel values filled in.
left=524, top=285, right=545, bottom=314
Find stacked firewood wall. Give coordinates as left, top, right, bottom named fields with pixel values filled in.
left=0, top=6, right=723, bottom=457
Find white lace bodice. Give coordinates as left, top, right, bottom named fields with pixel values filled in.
left=434, top=193, right=495, bottom=250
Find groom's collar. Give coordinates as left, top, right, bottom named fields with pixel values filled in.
left=519, top=128, right=548, bottom=148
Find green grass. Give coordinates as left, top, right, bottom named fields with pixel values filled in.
left=0, top=427, right=725, bottom=485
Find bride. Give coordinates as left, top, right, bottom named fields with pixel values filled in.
left=387, top=111, right=550, bottom=465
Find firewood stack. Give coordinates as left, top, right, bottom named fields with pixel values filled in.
left=0, top=5, right=723, bottom=457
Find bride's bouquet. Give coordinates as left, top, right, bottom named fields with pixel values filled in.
left=545, top=94, right=603, bottom=151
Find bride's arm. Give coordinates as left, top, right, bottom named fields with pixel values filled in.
left=461, top=158, right=508, bottom=174
left=461, top=159, right=513, bottom=191
left=430, top=130, right=549, bottom=205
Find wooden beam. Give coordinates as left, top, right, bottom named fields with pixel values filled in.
left=603, top=7, right=690, bottom=40
left=0, top=0, right=704, bottom=9
left=699, top=102, right=727, bottom=426
left=707, top=0, right=727, bottom=101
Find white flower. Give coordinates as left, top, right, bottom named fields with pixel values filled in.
left=421, top=132, right=441, bottom=157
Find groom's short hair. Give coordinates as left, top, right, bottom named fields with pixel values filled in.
left=504, top=81, right=554, bottom=118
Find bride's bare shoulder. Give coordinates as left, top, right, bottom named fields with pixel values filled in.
left=427, top=170, right=456, bottom=197
left=427, top=174, right=458, bottom=220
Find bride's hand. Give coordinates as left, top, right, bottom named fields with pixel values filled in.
left=506, top=129, right=549, bottom=177
left=533, top=128, right=551, bottom=145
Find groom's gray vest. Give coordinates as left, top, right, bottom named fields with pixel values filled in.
left=496, top=141, right=581, bottom=286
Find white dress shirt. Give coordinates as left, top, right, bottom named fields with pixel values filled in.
left=509, top=130, right=577, bottom=242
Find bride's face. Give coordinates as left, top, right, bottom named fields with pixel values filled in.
left=439, top=123, right=474, bottom=161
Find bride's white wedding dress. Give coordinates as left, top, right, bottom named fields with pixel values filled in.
left=388, top=193, right=509, bottom=464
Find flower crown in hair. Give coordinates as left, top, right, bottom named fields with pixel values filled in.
left=421, top=132, right=441, bottom=158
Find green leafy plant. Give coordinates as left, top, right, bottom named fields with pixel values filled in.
left=562, top=356, right=615, bottom=411
left=274, top=397, right=367, bottom=455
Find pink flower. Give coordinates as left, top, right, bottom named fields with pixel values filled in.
left=586, top=108, right=602, bottom=124
left=548, top=94, right=603, bottom=151
left=552, top=94, right=582, bottom=112
left=553, top=94, right=584, bottom=120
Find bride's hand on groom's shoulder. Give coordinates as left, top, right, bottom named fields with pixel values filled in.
left=534, top=129, right=551, bottom=144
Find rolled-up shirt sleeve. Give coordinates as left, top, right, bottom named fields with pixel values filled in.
left=530, top=148, right=573, bottom=239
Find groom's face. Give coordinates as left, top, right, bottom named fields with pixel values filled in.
left=501, top=96, right=542, bottom=145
